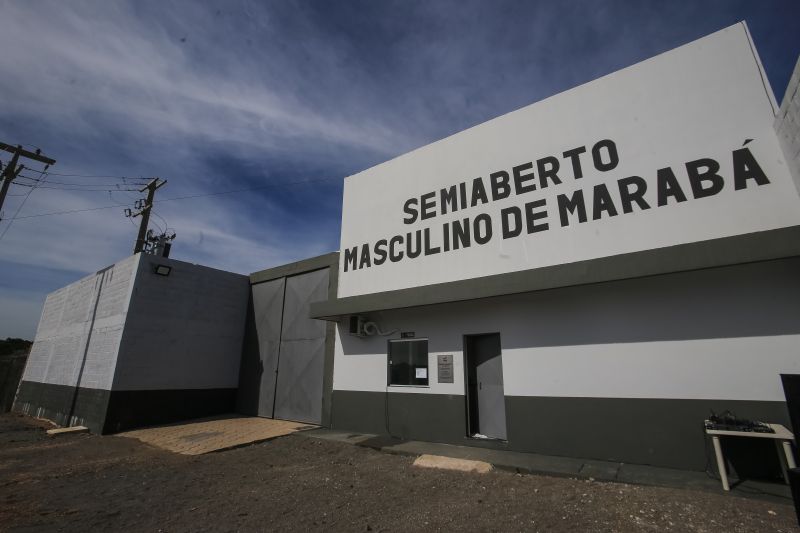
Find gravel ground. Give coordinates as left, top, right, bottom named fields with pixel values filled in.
left=1, top=413, right=798, bottom=532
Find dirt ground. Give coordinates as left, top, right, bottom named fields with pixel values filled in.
left=1, top=413, right=798, bottom=532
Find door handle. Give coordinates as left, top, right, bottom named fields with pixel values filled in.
left=479, top=382, right=482, bottom=390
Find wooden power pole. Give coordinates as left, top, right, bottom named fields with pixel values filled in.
left=0, top=142, right=56, bottom=221
left=128, top=178, right=167, bottom=254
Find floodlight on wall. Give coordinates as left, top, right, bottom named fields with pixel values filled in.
left=154, top=264, right=172, bottom=276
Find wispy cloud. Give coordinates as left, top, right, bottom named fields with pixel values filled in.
left=0, top=0, right=798, bottom=338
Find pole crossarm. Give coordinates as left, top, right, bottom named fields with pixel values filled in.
left=0, top=142, right=56, bottom=166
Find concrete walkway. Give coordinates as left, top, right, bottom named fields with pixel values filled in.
left=117, top=414, right=316, bottom=455
left=302, top=428, right=794, bottom=503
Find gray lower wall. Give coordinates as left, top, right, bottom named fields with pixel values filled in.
left=505, top=396, right=790, bottom=471
left=14, top=380, right=111, bottom=433
left=331, top=390, right=791, bottom=472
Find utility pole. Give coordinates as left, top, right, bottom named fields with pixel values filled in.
left=0, top=142, right=56, bottom=221
left=127, top=177, right=166, bottom=254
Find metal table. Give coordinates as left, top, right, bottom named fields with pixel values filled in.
left=705, top=422, right=796, bottom=491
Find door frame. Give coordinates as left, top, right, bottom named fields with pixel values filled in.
left=462, top=332, right=506, bottom=440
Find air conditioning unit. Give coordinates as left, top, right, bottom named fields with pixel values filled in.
left=348, top=315, right=367, bottom=337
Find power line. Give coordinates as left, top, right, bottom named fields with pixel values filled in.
left=12, top=180, right=142, bottom=193
left=151, top=209, right=169, bottom=233
left=16, top=175, right=148, bottom=187
left=19, top=168, right=144, bottom=180
left=0, top=171, right=49, bottom=242
left=0, top=142, right=56, bottom=225
left=6, top=174, right=338, bottom=222
left=9, top=203, right=130, bottom=220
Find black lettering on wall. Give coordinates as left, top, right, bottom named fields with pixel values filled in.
left=441, top=185, right=458, bottom=215
left=525, top=199, right=549, bottom=233
left=474, top=214, right=492, bottom=245
left=471, top=177, right=489, bottom=207
left=501, top=206, right=522, bottom=239
left=406, top=230, right=422, bottom=258
left=592, top=139, right=619, bottom=172
left=536, top=157, right=562, bottom=188
left=686, top=158, right=724, bottom=199
left=617, top=176, right=650, bottom=213
left=424, top=228, right=441, bottom=255
left=359, top=244, right=372, bottom=269
left=563, top=146, right=587, bottom=179
left=389, top=236, right=404, bottom=262
left=443, top=222, right=451, bottom=252
left=344, top=246, right=358, bottom=272
left=490, top=171, right=511, bottom=201
left=373, top=239, right=388, bottom=266
left=513, top=162, right=537, bottom=194
left=656, top=167, right=688, bottom=206
left=592, top=183, right=619, bottom=220
left=452, top=218, right=471, bottom=250
left=459, top=182, right=468, bottom=209
left=732, top=147, right=770, bottom=190
left=403, top=198, right=418, bottom=225
left=557, top=189, right=587, bottom=227
left=421, top=192, right=436, bottom=220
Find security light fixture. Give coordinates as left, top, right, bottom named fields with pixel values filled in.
left=154, top=265, right=171, bottom=276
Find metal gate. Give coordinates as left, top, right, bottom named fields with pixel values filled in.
left=248, top=268, right=329, bottom=424
left=273, top=269, right=328, bottom=424
left=251, top=278, right=285, bottom=418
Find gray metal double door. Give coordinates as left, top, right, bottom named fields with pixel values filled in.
left=251, top=268, right=329, bottom=424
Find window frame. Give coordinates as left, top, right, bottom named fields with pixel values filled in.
left=387, top=338, right=430, bottom=388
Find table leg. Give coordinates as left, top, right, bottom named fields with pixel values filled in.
left=782, top=440, right=796, bottom=469
left=776, top=440, right=790, bottom=484
left=711, top=435, right=729, bottom=491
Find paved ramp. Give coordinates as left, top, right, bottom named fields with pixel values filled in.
left=117, top=415, right=315, bottom=455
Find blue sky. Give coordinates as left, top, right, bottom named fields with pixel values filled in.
left=1, top=0, right=799, bottom=339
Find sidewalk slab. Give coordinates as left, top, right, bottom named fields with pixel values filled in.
left=301, top=428, right=793, bottom=502
left=117, top=414, right=315, bottom=455
left=414, top=454, right=492, bottom=473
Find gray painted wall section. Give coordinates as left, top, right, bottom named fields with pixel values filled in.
left=250, top=252, right=339, bottom=285
left=112, top=254, right=249, bottom=391
left=331, top=257, right=800, bottom=471
left=331, top=390, right=788, bottom=471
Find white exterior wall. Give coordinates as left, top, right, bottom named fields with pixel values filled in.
left=22, top=253, right=249, bottom=394
left=333, top=258, right=800, bottom=402
left=775, top=56, right=800, bottom=190
left=21, top=254, right=139, bottom=391
left=337, top=23, right=800, bottom=298
left=112, top=254, right=249, bottom=391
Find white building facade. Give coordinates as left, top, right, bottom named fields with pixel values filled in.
left=311, top=23, right=800, bottom=471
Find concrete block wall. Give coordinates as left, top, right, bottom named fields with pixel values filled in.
left=14, top=255, right=139, bottom=429
left=775, top=56, right=800, bottom=189
left=113, top=254, right=249, bottom=391
left=104, top=254, right=250, bottom=432
left=15, top=253, right=250, bottom=433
